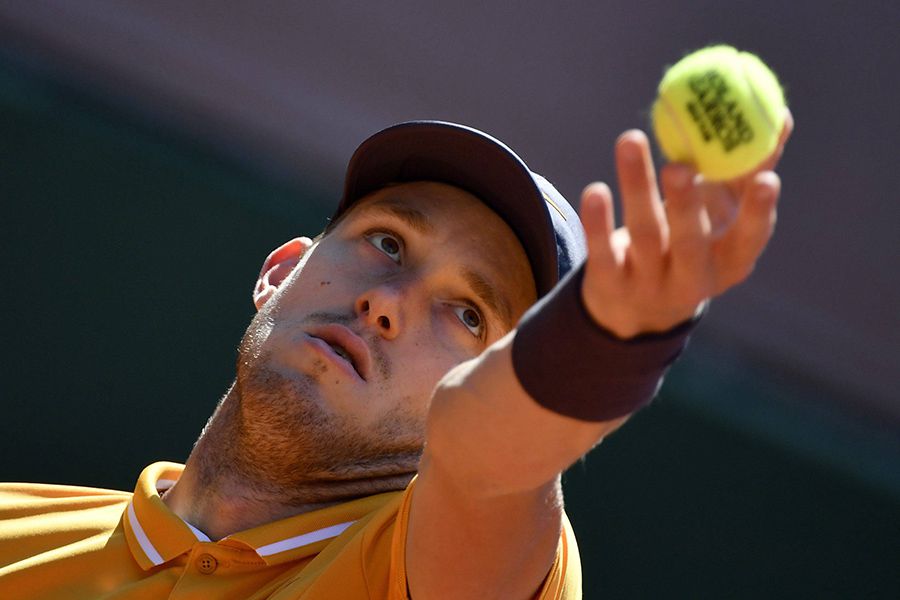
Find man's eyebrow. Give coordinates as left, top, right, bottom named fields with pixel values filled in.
left=460, top=267, right=513, bottom=332
left=362, top=198, right=435, bottom=235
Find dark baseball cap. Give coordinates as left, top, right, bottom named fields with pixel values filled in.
left=334, top=120, right=587, bottom=298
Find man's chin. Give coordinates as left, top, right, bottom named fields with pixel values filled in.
left=230, top=354, right=425, bottom=491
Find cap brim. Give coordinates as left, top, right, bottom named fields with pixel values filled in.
left=337, top=121, right=559, bottom=297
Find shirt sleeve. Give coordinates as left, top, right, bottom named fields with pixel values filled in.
left=387, top=477, right=415, bottom=600
left=388, top=477, right=582, bottom=599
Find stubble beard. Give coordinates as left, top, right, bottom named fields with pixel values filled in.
left=200, top=315, right=425, bottom=505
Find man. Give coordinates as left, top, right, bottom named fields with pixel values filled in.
left=0, top=117, right=791, bottom=598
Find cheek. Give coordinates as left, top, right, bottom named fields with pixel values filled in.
left=276, top=251, right=362, bottom=308
left=394, top=323, right=470, bottom=394
left=418, top=307, right=476, bottom=363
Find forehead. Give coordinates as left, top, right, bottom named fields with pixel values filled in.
left=354, top=182, right=501, bottom=231
left=344, top=181, right=537, bottom=320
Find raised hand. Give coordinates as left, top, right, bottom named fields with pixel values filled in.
left=579, top=111, right=793, bottom=339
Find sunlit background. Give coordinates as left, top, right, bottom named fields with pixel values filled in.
left=1, top=2, right=897, bottom=598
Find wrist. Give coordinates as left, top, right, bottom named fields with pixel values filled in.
left=585, top=300, right=709, bottom=340
left=511, top=264, right=702, bottom=422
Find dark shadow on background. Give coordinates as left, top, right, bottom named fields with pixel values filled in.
left=0, top=54, right=897, bottom=599
left=0, top=52, right=331, bottom=487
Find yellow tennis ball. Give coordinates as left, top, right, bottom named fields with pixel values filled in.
left=651, top=45, right=786, bottom=181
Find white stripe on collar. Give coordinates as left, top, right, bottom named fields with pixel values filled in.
left=255, top=521, right=355, bottom=557
left=127, top=502, right=164, bottom=566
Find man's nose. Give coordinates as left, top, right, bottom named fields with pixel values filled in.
left=355, top=284, right=404, bottom=340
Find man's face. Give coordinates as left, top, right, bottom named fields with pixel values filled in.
left=234, top=181, right=536, bottom=485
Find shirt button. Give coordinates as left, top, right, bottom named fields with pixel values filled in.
left=196, top=553, right=218, bottom=574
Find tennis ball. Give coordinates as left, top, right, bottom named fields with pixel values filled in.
left=651, top=45, right=786, bottom=181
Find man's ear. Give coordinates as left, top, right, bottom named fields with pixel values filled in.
left=252, top=237, right=314, bottom=310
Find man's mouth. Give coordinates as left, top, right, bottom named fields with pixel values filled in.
left=326, top=342, right=356, bottom=370
left=305, top=324, right=373, bottom=381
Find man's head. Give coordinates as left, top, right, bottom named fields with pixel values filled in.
left=337, top=121, right=586, bottom=297
left=217, top=122, right=586, bottom=499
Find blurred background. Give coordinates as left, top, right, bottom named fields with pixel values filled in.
left=1, top=1, right=897, bottom=597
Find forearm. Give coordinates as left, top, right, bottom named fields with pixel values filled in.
left=425, top=333, right=620, bottom=496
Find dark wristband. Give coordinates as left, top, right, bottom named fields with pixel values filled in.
left=511, top=263, right=700, bottom=422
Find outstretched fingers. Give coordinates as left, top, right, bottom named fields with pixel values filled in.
left=577, top=118, right=788, bottom=338
left=713, top=170, right=780, bottom=292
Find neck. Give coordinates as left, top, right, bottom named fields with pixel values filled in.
left=161, top=385, right=416, bottom=540
left=161, top=460, right=338, bottom=541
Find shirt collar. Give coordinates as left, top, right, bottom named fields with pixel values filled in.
left=123, top=461, right=401, bottom=570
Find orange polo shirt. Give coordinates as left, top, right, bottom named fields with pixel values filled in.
left=0, top=462, right=581, bottom=598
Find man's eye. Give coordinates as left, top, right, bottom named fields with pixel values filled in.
left=365, top=232, right=402, bottom=263
left=452, top=305, right=484, bottom=338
